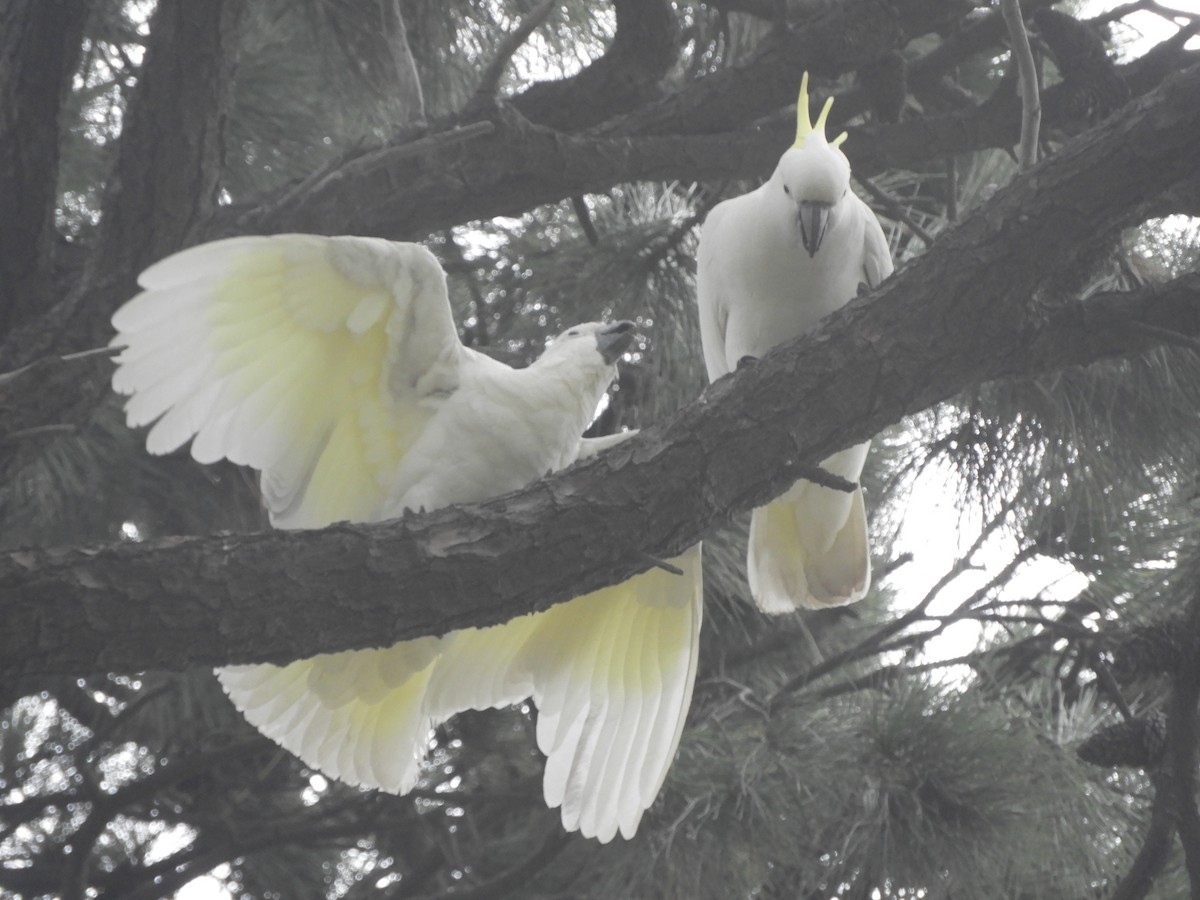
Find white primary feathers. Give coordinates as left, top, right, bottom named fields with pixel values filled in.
left=697, top=74, right=893, bottom=612
left=111, top=234, right=702, bottom=842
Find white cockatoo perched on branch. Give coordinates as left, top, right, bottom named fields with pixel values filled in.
left=697, top=74, right=893, bottom=612
left=111, top=234, right=702, bottom=843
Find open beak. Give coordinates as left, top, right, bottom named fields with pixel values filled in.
left=798, top=201, right=832, bottom=257
left=595, top=320, right=636, bottom=364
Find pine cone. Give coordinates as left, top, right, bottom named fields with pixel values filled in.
left=1077, top=712, right=1167, bottom=769
left=1107, top=621, right=1186, bottom=682
left=1032, top=9, right=1129, bottom=130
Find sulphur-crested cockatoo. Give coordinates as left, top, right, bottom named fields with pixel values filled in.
left=110, top=234, right=702, bottom=842
left=697, top=74, right=892, bottom=612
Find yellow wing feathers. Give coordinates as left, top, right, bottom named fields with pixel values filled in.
left=219, top=549, right=702, bottom=842
left=112, top=235, right=455, bottom=528
left=112, top=234, right=703, bottom=843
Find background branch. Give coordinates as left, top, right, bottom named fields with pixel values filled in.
left=3, top=63, right=1199, bottom=677
left=472, top=0, right=556, bottom=103
left=1001, top=0, right=1042, bottom=169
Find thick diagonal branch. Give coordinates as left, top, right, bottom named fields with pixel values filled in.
left=2, top=65, right=1199, bottom=679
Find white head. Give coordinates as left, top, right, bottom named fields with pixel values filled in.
left=530, top=320, right=635, bottom=426
left=771, top=73, right=852, bottom=257
left=537, top=320, right=635, bottom=367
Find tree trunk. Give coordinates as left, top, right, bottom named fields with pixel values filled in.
left=0, top=0, right=90, bottom=341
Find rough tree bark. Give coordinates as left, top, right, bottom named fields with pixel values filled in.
left=0, top=0, right=247, bottom=369
left=0, top=0, right=90, bottom=337
left=509, top=0, right=679, bottom=131
left=232, top=43, right=1194, bottom=244
left=0, top=0, right=246, bottom=503
left=3, top=63, right=1199, bottom=679
left=2, top=2, right=1193, bottom=355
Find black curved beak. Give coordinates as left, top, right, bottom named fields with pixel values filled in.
left=595, top=320, right=636, bottom=364
left=799, top=201, right=832, bottom=257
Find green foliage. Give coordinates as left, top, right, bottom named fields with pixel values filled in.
left=592, top=681, right=1136, bottom=900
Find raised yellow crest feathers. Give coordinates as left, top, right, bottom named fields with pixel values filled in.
left=792, top=72, right=848, bottom=150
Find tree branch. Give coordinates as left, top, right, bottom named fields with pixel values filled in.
left=380, top=0, right=425, bottom=125
left=2, top=64, right=1199, bottom=679
left=1001, top=0, right=1042, bottom=169
left=508, top=0, right=679, bottom=132
left=1109, top=770, right=1179, bottom=900
left=0, top=347, right=118, bottom=491
left=1166, top=583, right=1200, bottom=894
left=472, top=0, right=556, bottom=103
left=421, top=827, right=571, bottom=900
left=855, top=174, right=936, bottom=246
left=595, top=0, right=969, bottom=137
left=768, top=505, right=1014, bottom=706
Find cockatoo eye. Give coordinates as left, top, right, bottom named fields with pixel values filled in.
left=567, top=329, right=579, bottom=337
left=783, top=185, right=791, bottom=196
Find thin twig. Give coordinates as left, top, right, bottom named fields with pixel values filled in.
left=0, top=424, right=78, bottom=443
left=1001, top=0, right=1042, bottom=170
left=813, top=651, right=981, bottom=701
left=638, top=552, right=684, bottom=576
left=86, top=682, right=176, bottom=757
left=473, top=0, right=557, bottom=102
left=785, top=459, right=857, bottom=493
left=815, top=633, right=1060, bottom=701
left=258, top=122, right=495, bottom=227
left=319, top=122, right=496, bottom=190
left=876, top=551, right=914, bottom=582
left=945, top=156, right=959, bottom=222
left=954, top=543, right=1041, bottom=614
left=443, top=230, right=491, bottom=347
left=953, top=612, right=1095, bottom=637
left=572, top=195, right=600, bottom=245
left=0, top=345, right=118, bottom=389
left=861, top=544, right=1042, bottom=658
left=380, top=0, right=426, bottom=124
left=856, top=175, right=937, bottom=246
left=61, top=346, right=122, bottom=363
left=767, top=505, right=1016, bottom=708
left=1090, top=652, right=1136, bottom=723
left=1126, top=319, right=1200, bottom=354
left=419, top=826, right=571, bottom=900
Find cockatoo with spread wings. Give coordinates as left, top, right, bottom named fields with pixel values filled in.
left=697, top=74, right=893, bottom=612
left=111, top=234, right=702, bottom=842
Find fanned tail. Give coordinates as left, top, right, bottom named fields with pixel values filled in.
left=217, top=546, right=703, bottom=843
left=526, top=545, right=703, bottom=841
left=748, top=443, right=871, bottom=612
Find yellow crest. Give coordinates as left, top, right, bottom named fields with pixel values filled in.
left=792, top=72, right=848, bottom=150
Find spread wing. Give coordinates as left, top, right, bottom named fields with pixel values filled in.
left=218, top=548, right=703, bottom=842
left=111, top=234, right=465, bottom=529
left=115, top=245, right=702, bottom=841
left=427, top=545, right=703, bottom=842
left=217, top=639, right=444, bottom=795
left=528, top=547, right=703, bottom=842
